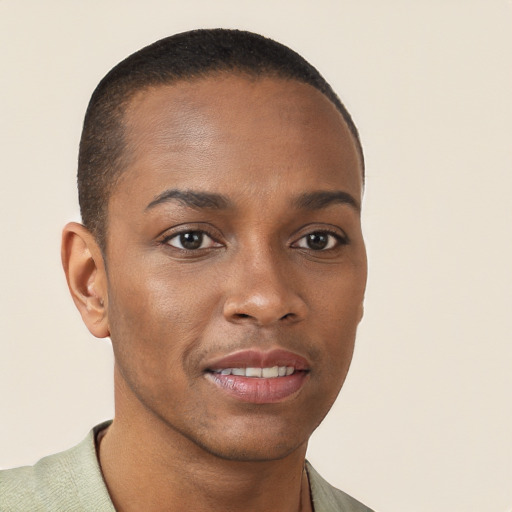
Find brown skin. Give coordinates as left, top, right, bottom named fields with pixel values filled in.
left=62, top=74, right=367, bottom=512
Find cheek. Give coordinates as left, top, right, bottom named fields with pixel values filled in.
left=108, top=261, right=213, bottom=333
left=309, top=264, right=365, bottom=375
left=310, top=261, right=366, bottom=323
left=105, top=264, right=223, bottom=390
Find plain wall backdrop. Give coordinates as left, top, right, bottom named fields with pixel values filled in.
left=1, top=1, right=511, bottom=511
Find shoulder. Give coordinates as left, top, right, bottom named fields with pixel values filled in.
left=0, top=422, right=114, bottom=512
left=306, top=461, right=375, bottom=512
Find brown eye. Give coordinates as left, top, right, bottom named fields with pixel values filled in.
left=306, top=233, right=329, bottom=250
left=166, top=231, right=219, bottom=250
left=294, top=231, right=344, bottom=251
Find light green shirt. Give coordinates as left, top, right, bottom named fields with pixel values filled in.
left=1, top=422, right=374, bottom=511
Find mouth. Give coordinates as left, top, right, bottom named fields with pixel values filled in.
left=208, top=365, right=296, bottom=378
left=203, top=349, right=310, bottom=404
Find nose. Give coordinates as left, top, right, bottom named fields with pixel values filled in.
left=222, top=248, right=308, bottom=327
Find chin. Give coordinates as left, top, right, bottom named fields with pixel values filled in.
left=198, top=437, right=305, bottom=463
left=180, top=417, right=311, bottom=463
left=154, top=408, right=310, bottom=463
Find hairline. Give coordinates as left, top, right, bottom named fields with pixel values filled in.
left=84, top=64, right=364, bottom=256
left=99, top=69, right=364, bottom=255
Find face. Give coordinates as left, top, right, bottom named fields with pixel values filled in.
left=103, top=74, right=367, bottom=462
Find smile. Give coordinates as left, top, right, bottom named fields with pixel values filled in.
left=210, top=366, right=296, bottom=378
left=203, top=349, right=310, bottom=403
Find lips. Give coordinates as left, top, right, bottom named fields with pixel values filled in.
left=204, top=349, right=310, bottom=403
left=211, top=366, right=295, bottom=377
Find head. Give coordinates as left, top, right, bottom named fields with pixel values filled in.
left=63, top=29, right=367, bottom=463
left=77, top=28, right=364, bottom=250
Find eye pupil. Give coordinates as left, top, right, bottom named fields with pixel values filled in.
left=307, top=233, right=329, bottom=250
left=180, top=232, right=203, bottom=250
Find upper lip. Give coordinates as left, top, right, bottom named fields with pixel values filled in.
left=205, top=348, right=310, bottom=372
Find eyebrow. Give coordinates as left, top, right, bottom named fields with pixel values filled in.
left=146, top=188, right=360, bottom=214
left=146, top=189, right=232, bottom=211
left=293, top=190, right=361, bottom=213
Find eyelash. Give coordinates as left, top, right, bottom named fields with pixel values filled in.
left=292, top=229, right=349, bottom=251
left=161, top=230, right=222, bottom=251
left=160, top=227, right=348, bottom=253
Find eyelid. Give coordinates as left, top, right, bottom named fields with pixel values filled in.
left=294, top=233, right=339, bottom=250
left=165, top=231, right=222, bottom=250
left=290, top=225, right=349, bottom=250
left=158, top=224, right=225, bottom=250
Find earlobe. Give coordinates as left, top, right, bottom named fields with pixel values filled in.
left=61, top=222, right=110, bottom=338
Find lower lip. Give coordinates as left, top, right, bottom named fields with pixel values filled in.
left=204, top=372, right=309, bottom=404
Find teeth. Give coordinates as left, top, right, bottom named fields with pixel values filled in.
left=246, top=367, right=262, bottom=378
left=213, top=366, right=295, bottom=378
left=262, top=366, right=279, bottom=378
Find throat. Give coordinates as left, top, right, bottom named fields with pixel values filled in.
left=96, top=419, right=312, bottom=512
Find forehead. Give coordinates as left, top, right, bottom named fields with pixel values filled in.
left=113, top=74, right=363, bottom=209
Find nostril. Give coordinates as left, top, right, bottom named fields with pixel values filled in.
left=235, top=313, right=250, bottom=319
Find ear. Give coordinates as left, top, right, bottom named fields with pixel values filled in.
left=61, top=222, right=110, bottom=338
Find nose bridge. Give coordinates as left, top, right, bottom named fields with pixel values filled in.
left=243, top=243, right=287, bottom=297
left=223, top=239, right=306, bottom=326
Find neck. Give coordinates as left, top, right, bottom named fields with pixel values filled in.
left=98, top=375, right=312, bottom=512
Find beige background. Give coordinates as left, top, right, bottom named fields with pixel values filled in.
left=1, top=1, right=511, bottom=511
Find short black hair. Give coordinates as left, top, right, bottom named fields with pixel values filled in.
left=78, top=28, right=364, bottom=249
